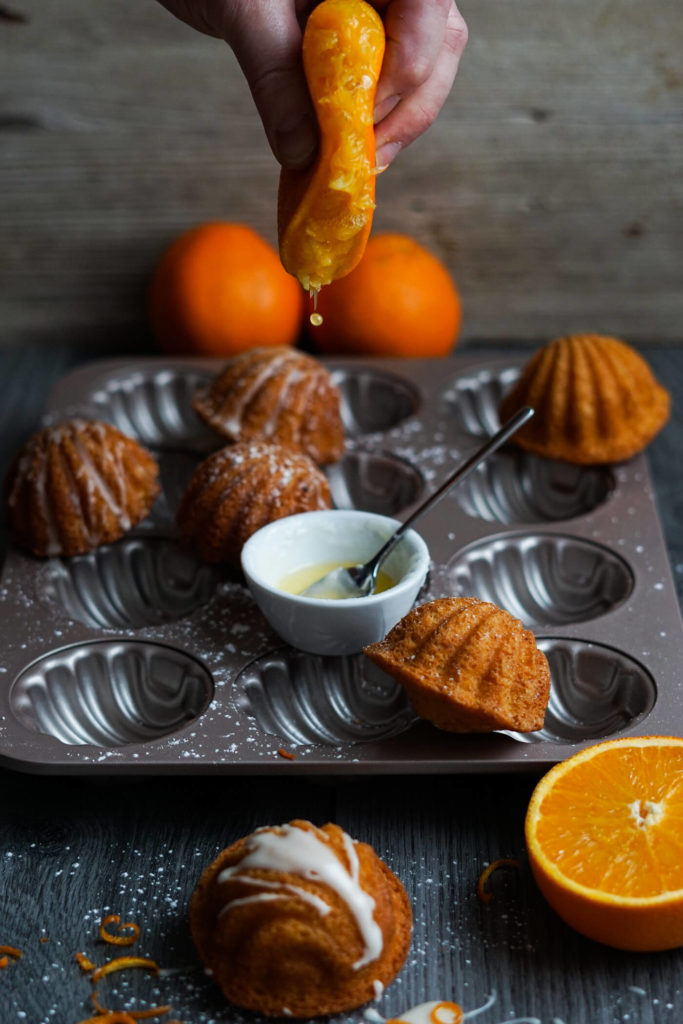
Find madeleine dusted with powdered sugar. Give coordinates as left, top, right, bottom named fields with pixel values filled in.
left=365, top=597, right=550, bottom=733
left=176, top=439, right=332, bottom=566
left=5, top=418, right=160, bottom=557
left=189, top=819, right=412, bottom=1018
left=193, top=346, right=345, bottom=466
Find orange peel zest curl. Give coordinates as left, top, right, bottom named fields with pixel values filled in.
left=99, top=915, right=141, bottom=946
left=91, top=987, right=172, bottom=1020
left=476, top=857, right=521, bottom=904
left=0, top=944, right=22, bottom=959
left=75, top=951, right=98, bottom=972
left=90, top=955, right=159, bottom=984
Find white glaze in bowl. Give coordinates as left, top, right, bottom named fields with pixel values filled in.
left=241, top=509, right=430, bottom=655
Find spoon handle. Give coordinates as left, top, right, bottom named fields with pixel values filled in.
left=361, top=406, right=534, bottom=585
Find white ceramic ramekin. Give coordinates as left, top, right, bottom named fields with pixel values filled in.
left=241, top=509, right=430, bottom=656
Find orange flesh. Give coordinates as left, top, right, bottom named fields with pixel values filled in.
left=530, top=741, right=683, bottom=899
left=278, top=0, right=385, bottom=293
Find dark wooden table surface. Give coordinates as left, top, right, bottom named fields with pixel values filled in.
left=1, top=343, right=682, bottom=1024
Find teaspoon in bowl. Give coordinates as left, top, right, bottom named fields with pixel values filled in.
left=302, top=405, right=534, bottom=600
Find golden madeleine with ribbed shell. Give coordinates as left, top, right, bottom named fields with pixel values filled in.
left=364, top=597, right=550, bottom=733
left=498, top=334, right=670, bottom=464
left=193, top=346, right=345, bottom=466
left=5, top=418, right=160, bottom=557
left=176, top=439, right=332, bottom=565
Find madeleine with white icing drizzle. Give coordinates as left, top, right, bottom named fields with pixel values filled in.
left=192, top=346, right=345, bottom=466
left=5, top=418, right=160, bottom=557
left=189, top=819, right=412, bottom=1018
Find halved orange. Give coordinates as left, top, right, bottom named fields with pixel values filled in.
left=525, top=736, right=683, bottom=951
left=278, top=0, right=385, bottom=294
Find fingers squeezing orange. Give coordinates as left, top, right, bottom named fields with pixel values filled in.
left=278, top=0, right=385, bottom=294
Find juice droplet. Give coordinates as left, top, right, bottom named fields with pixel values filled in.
left=309, top=312, right=323, bottom=327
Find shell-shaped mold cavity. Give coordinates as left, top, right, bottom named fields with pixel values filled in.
left=448, top=533, right=633, bottom=627
left=446, top=364, right=520, bottom=436
left=140, top=449, right=204, bottom=531
left=89, top=368, right=217, bottom=450
left=10, top=640, right=213, bottom=746
left=453, top=449, right=614, bottom=524
left=237, top=649, right=416, bottom=746
left=326, top=449, right=423, bottom=515
left=332, top=368, right=419, bottom=436
left=38, top=538, right=222, bottom=629
left=509, top=638, right=656, bottom=744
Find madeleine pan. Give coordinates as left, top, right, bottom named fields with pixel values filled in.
left=0, top=354, right=680, bottom=774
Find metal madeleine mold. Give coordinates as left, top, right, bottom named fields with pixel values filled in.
left=445, top=362, right=521, bottom=437
left=326, top=448, right=424, bottom=516
left=237, top=649, right=416, bottom=746
left=453, top=449, right=614, bottom=524
left=10, top=640, right=213, bottom=747
left=0, top=353, right=681, bottom=774
left=448, top=533, right=634, bottom=627
left=36, top=538, right=222, bottom=630
left=142, top=449, right=205, bottom=532
left=332, top=367, right=420, bottom=436
left=239, top=637, right=653, bottom=750
left=510, top=638, right=657, bottom=745
left=87, top=367, right=218, bottom=451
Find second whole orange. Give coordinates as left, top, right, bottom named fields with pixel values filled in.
left=148, top=222, right=304, bottom=357
left=309, top=233, right=462, bottom=357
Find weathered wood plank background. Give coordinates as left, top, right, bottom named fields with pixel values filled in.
left=1, top=0, right=682, bottom=348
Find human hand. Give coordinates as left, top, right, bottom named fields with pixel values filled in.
left=371, top=0, right=468, bottom=170
left=156, top=0, right=468, bottom=170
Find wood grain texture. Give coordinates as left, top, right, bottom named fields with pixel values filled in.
left=2, top=771, right=683, bottom=1022
left=0, top=774, right=335, bottom=1023
left=1, top=0, right=682, bottom=347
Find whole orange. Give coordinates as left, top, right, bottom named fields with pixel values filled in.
left=310, top=233, right=462, bottom=357
left=149, top=222, right=304, bottom=356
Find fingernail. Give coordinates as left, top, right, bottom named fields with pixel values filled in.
left=274, top=114, right=318, bottom=169
left=374, top=94, right=400, bottom=124
left=375, top=140, right=403, bottom=168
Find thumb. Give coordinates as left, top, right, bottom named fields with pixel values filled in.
left=223, top=3, right=318, bottom=169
